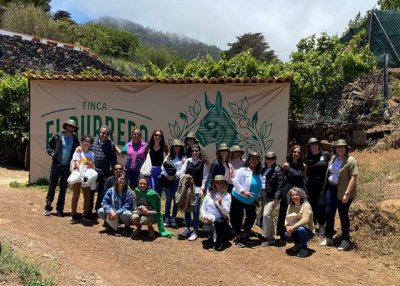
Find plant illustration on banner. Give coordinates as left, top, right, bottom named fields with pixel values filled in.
left=168, top=90, right=273, bottom=158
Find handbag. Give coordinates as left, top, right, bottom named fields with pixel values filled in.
left=67, top=169, right=81, bottom=185
left=140, top=152, right=152, bottom=177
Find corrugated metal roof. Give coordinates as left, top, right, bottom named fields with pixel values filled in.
left=24, top=73, right=292, bottom=83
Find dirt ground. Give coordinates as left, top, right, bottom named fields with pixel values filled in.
left=0, top=166, right=398, bottom=286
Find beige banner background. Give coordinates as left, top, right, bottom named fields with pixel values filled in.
left=30, top=81, right=290, bottom=183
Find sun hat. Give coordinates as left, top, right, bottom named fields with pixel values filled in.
left=248, top=150, right=261, bottom=158
left=217, top=143, right=230, bottom=152
left=265, top=151, right=277, bottom=159
left=184, top=131, right=199, bottom=143
left=171, top=138, right=184, bottom=147
left=333, top=139, right=350, bottom=154
left=307, top=137, right=321, bottom=146
left=230, top=145, right=244, bottom=154
left=63, top=119, right=79, bottom=132
left=211, top=175, right=227, bottom=185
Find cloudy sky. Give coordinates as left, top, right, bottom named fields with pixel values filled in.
left=50, top=0, right=378, bottom=61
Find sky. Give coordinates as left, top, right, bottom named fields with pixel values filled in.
left=50, top=0, right=378, bottom=61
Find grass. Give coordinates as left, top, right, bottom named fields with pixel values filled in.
left=0, top=241, right=55, bottom=285
left=9, top=181, right=26, bottom=188
left=349, top=149, right=400, bottom=276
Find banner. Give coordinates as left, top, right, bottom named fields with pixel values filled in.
left=30, top=80, right=290, bottom=183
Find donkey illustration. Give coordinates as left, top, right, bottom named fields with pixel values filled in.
left=195, top=91, right=238, bottom=148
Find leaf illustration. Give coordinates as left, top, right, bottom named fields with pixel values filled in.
left=194, top=100, right=201, bottom=115
left=169, top=123, right=177, bottom=138
left=232, top=113, right=241, bottom=119
left=260, top=122, right=267, bottom=138
left=174, top=121, right=181, bottom=137
left=238, top=140, right=247, bottom=146
left=241, top=97, right=249, bottom=114
left=264, top=123, right=272, bottom=139
left=229, top=102, right=240, bottom=114
left=264, top=139, right=273, bottom=149
left=180, top=112, right=187, bottom=122
left=237, top=133, right=245, bottom=141
left=189, top=106, right=194, bottom=117
left=252, top=135, right=258, bottom=141
left=252, top=112, right=258, bottom=128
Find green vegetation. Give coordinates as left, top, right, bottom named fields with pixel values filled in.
left=9, top=181, right=25, bottom=188
left=0, top=241, right=55, bottom=285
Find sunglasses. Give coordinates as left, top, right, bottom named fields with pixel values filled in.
left=154, top=134, right=162, bottom=138
left=101, top=131, right=109, bottom=136
left=214, top=181, right=225, bottom=185
left=192, top=149, right=200, bottom=153
left=115, top=168, right=123, bottom=171
left=187, top=137, right=195, bottom=140
left=132, top=133, right=141, bottom=136
left=265, top=157, right=275, bottom=160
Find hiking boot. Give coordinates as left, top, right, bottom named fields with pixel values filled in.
left=44, top=209, right=51, bottom=216
left=288, top=243, right=300, bottom=253
left=320, top=238, right=333, bottom=247
left=337, top=240, right=350, bottom=251
left=163, top=217, right=170, bottom=227
left=261, top=238, right=276, bottom=247
left=180, top=228, right=191, bottom=238
left=56, top=210, right=64, bottom=217
left=71, top=214, right=81, bottom=222
left=170, top=217, right=177, bottom=227
left=297, top=248, right=308, bottom=258
left=188, top=231, right=198, bottom=241
left=214, top=241, right=223, bottom=251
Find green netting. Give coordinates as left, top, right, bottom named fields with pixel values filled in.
left=341, top=10, right=400, bottom=68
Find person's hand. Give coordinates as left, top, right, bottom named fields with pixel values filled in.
left=272, top=199, right=278, bottom=208
left=199, top=189, right=204, bottom=197
left=217, top=194, right=222, bottom=205
left=286, top=225, right=294, bottom=237
left=75, top=146, right=82, bottom=153
left=342, top=193, right=350, bottom=204
left=138, top=205, right=148, bottom=215
left=108, top=210, right=117, bottom=220
left=242, top=191, right=253, bottom=198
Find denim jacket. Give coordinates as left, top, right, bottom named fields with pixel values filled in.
left=102, top=187, right=133, bottom=215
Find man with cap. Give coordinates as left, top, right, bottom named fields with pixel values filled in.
left=44, top=118, right=80, bottom=216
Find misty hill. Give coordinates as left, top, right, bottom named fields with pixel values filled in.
left=97, top=16, right=221, bottom=61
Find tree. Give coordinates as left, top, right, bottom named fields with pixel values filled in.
left=52, top=10, right=76, bottom=24
left=0, top=0, right=50, bottom=12
left=225, top=32, right=277, bottom=62
left=378, top=0, right=400, bottom=10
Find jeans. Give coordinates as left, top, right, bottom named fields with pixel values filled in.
left=184, top=194, right=200, bottom=230
left=230, top=196, right=256, bottom=234
left=324, top=184, right=353, bottom=241
left=45, top=164, right=70, bottom=212
left=126, top=169, right=140, bottom=189
left=164, top=179, right=178, bottom=219
left=149, top=166, right=162, bottom=196
left=262, top=200, right=276, bottom=238
left=285, top=226, right=315, bottom=249
left=97, top=207, right=132, bottom=227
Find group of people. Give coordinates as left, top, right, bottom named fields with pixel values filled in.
left=44, top=119, right=359, bottom=256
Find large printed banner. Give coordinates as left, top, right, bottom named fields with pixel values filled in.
left=30, top=80, right=290, bottom=183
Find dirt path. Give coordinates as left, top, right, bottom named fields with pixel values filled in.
left=0, top=167, right=398, bottom=286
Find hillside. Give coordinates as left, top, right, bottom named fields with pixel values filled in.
left=98, top=16, right=221, bottom=61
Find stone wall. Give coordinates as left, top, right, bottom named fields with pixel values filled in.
left=0, top=34, right=123, bottom=76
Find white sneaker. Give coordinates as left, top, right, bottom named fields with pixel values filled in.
left=320, top=238, right=333, bottom=247
left=163, top=217, right=170, bottom=227
left=44, top=210, right=51, bottom=216
left=338, top=240, right=350, bottom=251
left=188, top=231, right=198, bottom=241
left=170, top=217, right=177, bottom=227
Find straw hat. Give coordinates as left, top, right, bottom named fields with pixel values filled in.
left=63, top=119, right=79, bottom=132
left=217, top=143, right=230, bottom=152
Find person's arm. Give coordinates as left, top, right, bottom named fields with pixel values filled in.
left=274, top=166, right=285, bottom=202
left=200, top=164, right=209, bottom=196
left=46, top=135, right=56, bottom=157
left=292, top=203, right=313, bottom=230
left=342, top=157, right=358, bottom=202
left=221, top=193, right=231, bottom=216
left=110, top=142, right=117, bottom=167
left=120, top=144, right=128, bottom=155
left=102, top=189, right=113, bottom=214
left=116, top=191, right=133, bottom=215
left=205, top=161, right=218, bottom=192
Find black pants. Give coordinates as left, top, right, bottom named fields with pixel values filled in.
left=203, top=217, right=230, bottom=243
left=306, top=182, right=326, bottom=226
left=45, top=164, right=70, bottom=212
left=230, top=196, right=256, bottom=234
left=89, top=173, right=107, bottom=214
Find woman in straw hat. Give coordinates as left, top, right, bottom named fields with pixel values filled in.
left=200, top=175, right=232, bottom=251
left=205, top=142, right=233, bottom=193
left=320, top=139, right=358, bottom=251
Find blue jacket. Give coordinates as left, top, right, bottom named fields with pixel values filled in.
left=102, top=187, right=133, bottom=215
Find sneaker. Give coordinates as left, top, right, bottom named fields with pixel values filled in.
left=320, top=238, right=333, bottom=247
left=338, top=240, right=350, bottom=251
left=170, top=217, right=177, bottom=227
left=214, top=241, right=223, bottom=251
left=261, top=238, right=275, bottom=247
left=163, top=217, right=170, bottom=227
left=297, top=248, right=308, bottom=258
left=188, top=231, right=198, bottom=241
left=82, top=215, right=94, bottom=222
left=318, top=226, right=326, bottom=237
left=180, top=228, right=191, bottom=238
left=288, top=244, right=300, bottom=253
left=44, top=210, right=51, bottom=216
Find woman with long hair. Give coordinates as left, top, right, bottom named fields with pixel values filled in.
left=205, top=143, right=233, bottom=193
left=230, top=151, right=263, bottom=247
